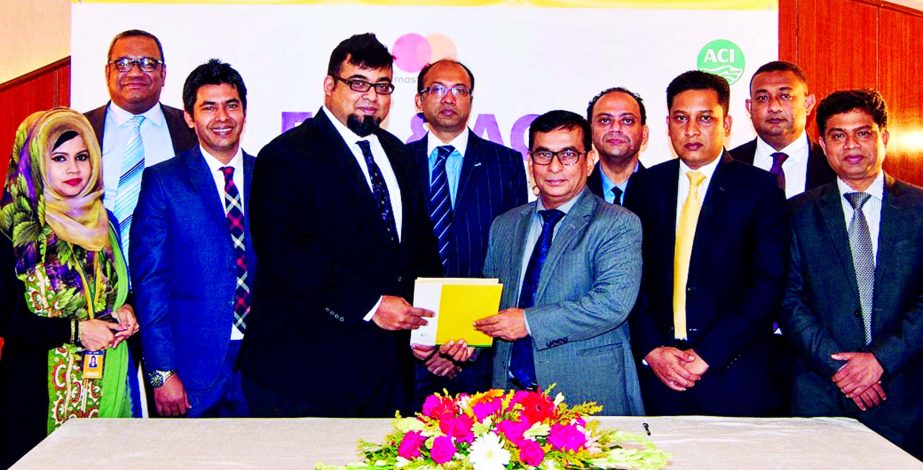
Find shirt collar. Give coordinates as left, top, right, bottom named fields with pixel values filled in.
left=321, top=105, right=379, bottom=146
left=536, top=189, right=583, bottom=216
left=837, top=171, right=885, bottom=202
left=108, top=101, right=166, bottom=128
left=755, top=131, right=809, bottom=163
left=200, top=145, right=244, bottom=174
left=426, top=128, right=469, bottom=158
left=679, top=151, right=722, bottom=180
left=600, top=160, right=640, bottom=193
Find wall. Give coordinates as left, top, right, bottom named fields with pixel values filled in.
left=0, top=0, right=71, bottom=84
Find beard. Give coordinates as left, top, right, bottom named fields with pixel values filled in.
left=347, top=114, right=382, bottom=137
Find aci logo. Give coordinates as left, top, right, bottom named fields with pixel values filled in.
left=697, top=39, right=745, bottom=85
left=392, top=33, right=457, bottom=73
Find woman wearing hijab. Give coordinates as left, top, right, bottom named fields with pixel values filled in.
left=0, top=108, right=139, bottom=466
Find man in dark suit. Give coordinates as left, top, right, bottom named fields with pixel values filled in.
left=239, top=33, right=442, bottom=417
left=730, top=61, right=835, bottom=198
left=586, top=87, right=648, bottom=204
left=83, top=29, right=195, bottom=417
left=782, top=89, right=923, bottom=459
left=132, top=60, right=253, bottom=418
left=406, top=59, right=527, bottom=401
left=624, top=71, right=789, bottom=416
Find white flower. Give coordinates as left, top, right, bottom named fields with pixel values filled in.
left=554, top=393, right=565, bottom=406
left=468, top=432, right=510, bottom=470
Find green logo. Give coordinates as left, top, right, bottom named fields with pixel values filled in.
left=697, top=39, right=746, bottom=84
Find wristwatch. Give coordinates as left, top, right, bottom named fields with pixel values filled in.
left=147, top=369, right=176, bottom=388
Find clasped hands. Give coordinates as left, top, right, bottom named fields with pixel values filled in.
left=831, top=352, right=886, bottom=411
left=79, top=304, right=140, bottom=351
left=645, top=347, right=709, bottom=392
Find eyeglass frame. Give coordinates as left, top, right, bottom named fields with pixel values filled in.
left=107, top=57, right=164, bottom=73
left=529, top=148, right=586, bottom=166
left=332, top=76, right=396, bottom=95
left=420, top=84, right=472, bottom=98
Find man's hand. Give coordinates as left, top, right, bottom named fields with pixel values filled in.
left=473, top=309, right=528, bottom=341
left=410, top=340, right=475, bottom=378
left=831, top=352, right=885, bottom=399
left=684, top=348, right=710, bottom=376
left=154, top=374, right=191, bottom=417
left=848, top=382, right=887, bottom=411
left=78, top=319, right=121, bottom=351
left=111, top=304, right=140, bottom=348
left=644, top=347, right=702, bottom=392
left=372, top=296, right=433, bottom=331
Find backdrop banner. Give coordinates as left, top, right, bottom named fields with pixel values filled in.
left=71, top=0, right=778, bottom=166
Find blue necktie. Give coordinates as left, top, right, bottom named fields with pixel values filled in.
left=429, top=145, right=455, bottom=268
left=113, top=115, right=145, bottom=266
left=510, top=209, right=565, bottom=389
left=357, top=140, right=398, bottom=245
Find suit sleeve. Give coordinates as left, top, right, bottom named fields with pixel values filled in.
left=526, top=212, right=642, bottom=350
left=780, top=220, right=845, bottom=377
left=507, top=150, right=528, bottom=208
left=130, top=168, right=178, bottom=371
left=694, top=179, right=789, bottom=369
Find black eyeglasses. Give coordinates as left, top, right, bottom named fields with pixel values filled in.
left=333, top=76, right=395, bottom=95
left=530, top=149, right=585, bottom=166
left=420, top=84, right=471, bottom=98
left=108, top=57, right=163, bottom=73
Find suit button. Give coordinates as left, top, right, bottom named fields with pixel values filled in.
left=228, top=301, right=233, bottom=307
left=854, top=309, right=863, bottom=318
left=397, top=276, right=403, bottom=283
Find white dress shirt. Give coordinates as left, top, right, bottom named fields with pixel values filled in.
left=101, top=102, right=176, bottom=211
left=837, top=171, right=884, bottom=262
left=201, top=146, right=246, bottom=340
left=675, top=154, right=722, bottom=230
left=753, top=132, right=810, bottom=199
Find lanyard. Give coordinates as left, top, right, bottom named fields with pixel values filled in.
left=72, top=250, right=104, bottom=320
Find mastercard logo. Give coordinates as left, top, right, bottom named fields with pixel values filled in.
left=392, top=33, right=457, bottom=73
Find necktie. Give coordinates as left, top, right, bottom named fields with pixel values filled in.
left=357, top=140, right=398, bottom=245
left=845, top=192, right=874, bottom=345
left=429, top=145, right=455, bottom=268
left=510, top=209, right=566, bottom=389
left=673, top=171, right=706, bottom=340
left=113, top=115, right=145, bottom=265
left=610, top=186, right=623, bottom=206
left=769, top=152, right=788, bottom=191
left=220, top=167, right=251, bottom=333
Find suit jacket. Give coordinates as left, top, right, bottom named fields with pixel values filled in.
left=587, top=160, right=645, bottom=202
left=624, top=152, right=789, bottom=416
left=782, top=176, right=923, bottom=457
left=239, top=109, right=442, bottom=416
left=729, top=137, right=835, bottom=193
left=84, top=102, right=197, bottom=158
left=406, top=131, right=528, bottom=278
left=484, top=189, right=644, bottom=415
left=130, top=146, right=256, bottom=392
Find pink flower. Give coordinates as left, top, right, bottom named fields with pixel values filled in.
left=397, top=431, right=426, bottom=459
left=496, top=418, right=529, bottom=446
left=519, top=439, right=545, bottom=466
left=430, top=436, right=457, bottom=464
left=439, top=413, right=475, bottom=443
left=422, top=395, right=456, bottom=421
left=548, top=423, right=587, bottom=452
left=472, top=398, right=502, bottom=422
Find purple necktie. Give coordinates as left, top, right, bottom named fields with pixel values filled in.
left=769, top=152, right=788, bottom=190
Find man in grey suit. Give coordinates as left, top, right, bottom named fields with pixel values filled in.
left=474, top=110, right=644, bottom=415
left=782, top=89, right=923, bottom=459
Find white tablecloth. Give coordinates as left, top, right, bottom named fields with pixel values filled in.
left=13, top=416, right=922, bottom=469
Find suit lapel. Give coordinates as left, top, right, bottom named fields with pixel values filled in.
left=453, top=133, right=483, bottom=210
left=690, top=153, right=732, bottom=268
left=409, top=137, right=430, bottom=194
left=184, top=147, right=228, bottom=229
left=818, top=183, right=860, bottom=295
left=535, top=190, right=593, bottom=301
left=505, top=204, right=535, bottom=306
left=873, top=175, right=901, bottom=298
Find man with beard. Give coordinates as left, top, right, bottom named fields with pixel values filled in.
left=239, top=33, right=442, bottom=417
left=586, top=87, right=649, bottom=205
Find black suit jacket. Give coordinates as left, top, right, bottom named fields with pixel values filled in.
left=240, top=109, right=441, bottom=416
left=406, top=132, right=527, bottom=278
left=587, top=160, right=645, bottom=203
left=729, top=137, right=835, bottom=193
left=782, top=176, right=923, bottom=457
left=624, top=152, right=789, bottom=416
left=84, top=102, right=197, bottom=157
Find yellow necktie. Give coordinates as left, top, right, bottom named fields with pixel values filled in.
left=673, top=170, right=706, bottom=340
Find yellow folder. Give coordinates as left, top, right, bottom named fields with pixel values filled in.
left=411, top=278, right=503, bottom=347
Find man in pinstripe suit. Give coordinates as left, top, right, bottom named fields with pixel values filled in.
left=407, top=59, right=528, bottom=403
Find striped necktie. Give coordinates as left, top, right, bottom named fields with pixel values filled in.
left=113, top=115, right=145, bottom=264
left=220, top=167, right=251, bottom=333
left=429, top=145, right=455, bottom=268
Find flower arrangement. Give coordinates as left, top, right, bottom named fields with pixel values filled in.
left=317, top=388, right=669, bottom=469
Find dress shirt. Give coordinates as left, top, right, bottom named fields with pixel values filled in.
left=101, top=102, right=176, bottom=211
left=837, top=171, right=884, bottom=262
left=600, top=161, right=640, bottom=204
left=675, top=153, right=722, bottom=230
left=517, top=194, right=581, bottom=335
left=320, top=107, right=405, bottom=322
left=753, top=132, right=810, bottom=199
left=201, top=146, right=247, bottom=341
left=426, top=128, right=469, bottom=207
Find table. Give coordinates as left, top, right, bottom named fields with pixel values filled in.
left=13, top=416, right=922, bottom=469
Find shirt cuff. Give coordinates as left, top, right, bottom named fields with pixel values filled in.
left=363, top=296, right=383, bottom=322
left=523, top=310, right=532, bottom=336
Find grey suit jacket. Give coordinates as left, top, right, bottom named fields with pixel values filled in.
left=484, top=188, right=644, bottom=415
